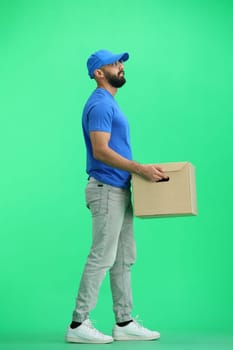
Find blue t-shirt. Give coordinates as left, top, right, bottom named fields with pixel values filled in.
left=82, top=88, right=132, bottom=188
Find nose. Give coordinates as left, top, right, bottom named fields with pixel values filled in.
left=118, top=61, right=124, bottom=71
left=119, top=61, right=124, bottom=68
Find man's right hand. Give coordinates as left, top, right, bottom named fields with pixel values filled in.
left=137, top=164, right=168, bottom=182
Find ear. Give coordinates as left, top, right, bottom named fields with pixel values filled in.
left=94, top=69, right=104, bottom=79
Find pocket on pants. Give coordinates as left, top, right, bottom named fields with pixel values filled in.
left=85, top=185, right=109, bottom=216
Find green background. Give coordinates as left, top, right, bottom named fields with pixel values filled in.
left=1, top=0, right=233, bottom=345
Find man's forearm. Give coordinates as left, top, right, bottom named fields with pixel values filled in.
left=93, top=145, right=166, bottom=182
left=93, top=145, right=142, bottom=174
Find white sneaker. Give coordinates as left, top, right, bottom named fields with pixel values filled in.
left=113, top=319, right=160, bottom=341
left=66, top=319, right=113, bottom=344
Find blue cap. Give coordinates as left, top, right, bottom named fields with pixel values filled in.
left=87, top=49, right=129, bottom=79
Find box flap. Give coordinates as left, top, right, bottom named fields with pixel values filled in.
left=158, top=162, right=189, bottom=172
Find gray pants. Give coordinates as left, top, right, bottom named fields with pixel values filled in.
left=72, top=177, right=136, bottom=323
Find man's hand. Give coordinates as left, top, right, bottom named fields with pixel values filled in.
left=138, top=164, right=168, bottom=182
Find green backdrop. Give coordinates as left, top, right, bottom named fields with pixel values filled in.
left=1, top=0, right=233, bottom=340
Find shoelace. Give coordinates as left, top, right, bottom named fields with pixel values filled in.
left=132, top=315, right=146, bottom=330
left=85, top=320, right=106, bottom=336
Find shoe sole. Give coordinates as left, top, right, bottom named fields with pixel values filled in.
left=66, top=336, right=114, bottom=344
left=113, top=335, right=160, bottom=341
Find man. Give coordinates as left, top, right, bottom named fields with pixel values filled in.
left=66, top=49, right=166, bottom=344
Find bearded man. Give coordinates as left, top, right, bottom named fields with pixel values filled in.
left=66, top=50, right=166, bottom=344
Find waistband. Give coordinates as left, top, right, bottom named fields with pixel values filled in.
left=88, top=177, right=130, bottom=192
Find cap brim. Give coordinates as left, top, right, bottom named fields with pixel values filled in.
left=119, top=52, right=129, bottom=62
left=103, top=52, right=129, bottom=66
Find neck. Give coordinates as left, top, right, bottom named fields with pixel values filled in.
left=97, top=82, right=117, bottom=96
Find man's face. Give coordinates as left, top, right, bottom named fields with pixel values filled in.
left=101, top=61, right=126, bottom=88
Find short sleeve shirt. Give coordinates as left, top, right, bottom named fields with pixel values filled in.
left=82, top=88, right=132, bottom=188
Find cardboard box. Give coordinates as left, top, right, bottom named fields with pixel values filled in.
left=132, top=162, right=197, bottom=217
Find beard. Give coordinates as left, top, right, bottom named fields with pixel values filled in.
left=103, top=70, right=126, bottom=88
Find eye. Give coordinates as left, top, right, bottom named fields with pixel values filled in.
left=110, top=61, right=123, bottom=67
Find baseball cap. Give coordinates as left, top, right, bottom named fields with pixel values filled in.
left=87, top=49, right=129, bottom=79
